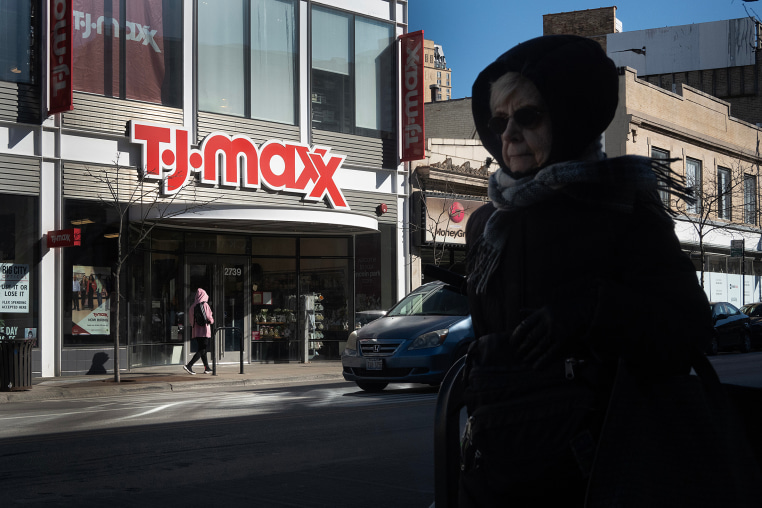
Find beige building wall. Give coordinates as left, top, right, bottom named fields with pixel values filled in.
left=608, top=66, right=762, bottom=252
left=423, top=39, right=452, bottom=102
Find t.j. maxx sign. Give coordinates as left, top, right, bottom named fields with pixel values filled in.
left=130, top=122, right=350, bottom=210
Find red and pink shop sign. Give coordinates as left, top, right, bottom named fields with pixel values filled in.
left=130, top=122, right=350, bottom=210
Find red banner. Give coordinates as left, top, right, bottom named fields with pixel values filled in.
left=400, top=30, right=425, bottom=162
left=72, top=0, right=168, bottom=104
left=49, top=0, right=74, bottom=115
left=47, top=229, right=81, bottom=248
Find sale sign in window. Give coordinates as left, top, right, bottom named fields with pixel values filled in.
left=0, top=264, right=30, bottom=313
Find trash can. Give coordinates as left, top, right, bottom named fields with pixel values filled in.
left=0, top=338, right=34, bottom=391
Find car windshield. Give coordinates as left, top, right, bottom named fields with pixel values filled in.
left=387, top=283, right=469, bottom=317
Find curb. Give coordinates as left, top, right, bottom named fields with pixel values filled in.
left=0, top=373, right=346, bottom=403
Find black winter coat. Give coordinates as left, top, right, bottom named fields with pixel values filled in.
left=466, top=181, right=712, bottom=378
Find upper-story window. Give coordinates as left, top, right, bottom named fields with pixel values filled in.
left=198, top=0, right=297, bottom=124
left=0, top=0, right=36, bottom=84
left=72, top=0, right=183, bottom=107
left=311, top=6, right=394, bottom=138
left=718, top=166, right=731, bottom=220
left=745, top=174, right=757, bottom=225
left=651, top=147, right=671, bottom=207
left=685, top=157, right=702, bottom=215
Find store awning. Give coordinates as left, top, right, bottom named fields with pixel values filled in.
left=134, top=206, right=379, bottom=235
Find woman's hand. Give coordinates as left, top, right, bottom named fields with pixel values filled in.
left=509, top=303, right=592, bottom=370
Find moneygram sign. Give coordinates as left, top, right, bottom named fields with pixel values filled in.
left=130, top=122, right=350, bottom=210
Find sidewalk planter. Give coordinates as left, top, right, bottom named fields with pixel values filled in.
left=0, top=339, right=34, bottom=391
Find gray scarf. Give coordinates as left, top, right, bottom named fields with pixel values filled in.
left=469, top=155, right=691, bottom=294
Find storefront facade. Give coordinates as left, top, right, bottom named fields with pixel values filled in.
left=1, top=0, right=410, bottom=376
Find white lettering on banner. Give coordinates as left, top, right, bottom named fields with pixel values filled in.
left=0, top=264, right=29, bottom=314
left=51, top=0, right=71, bottom=97
left=130, top=122, right=350, bottom=210
left=73, top=10, right=161, bottom=53
left=404, top=43, right=422, bottom=149
left=400, top=31, right=425, bottom=162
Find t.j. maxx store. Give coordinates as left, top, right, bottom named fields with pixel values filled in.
left=0, top=0, right=419, bottom=376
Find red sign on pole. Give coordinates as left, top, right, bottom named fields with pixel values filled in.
left=48, top=0, right=74, bottom=115
left=47, top=229, right=81, bottom=248
left=400, top=30, right=425, bottom=162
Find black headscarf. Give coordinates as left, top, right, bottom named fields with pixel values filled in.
left=472, top=35, right=619, bottom=174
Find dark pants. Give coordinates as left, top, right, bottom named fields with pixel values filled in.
left=188, top=336, right=210, bottom=370
left=72, top=291, right=79, bottom=310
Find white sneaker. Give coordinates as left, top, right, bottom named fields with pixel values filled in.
left=182, top=365, right=196, bottom=375
left=204, top=370, right=213, bottom=374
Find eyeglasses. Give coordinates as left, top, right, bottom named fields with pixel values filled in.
left=487, top=107, right=545, bottom=135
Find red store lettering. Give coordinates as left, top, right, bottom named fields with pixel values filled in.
left=130, top=122, right=349, bottom=210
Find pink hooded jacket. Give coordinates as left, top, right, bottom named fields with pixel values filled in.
left=189, top=288, right=214, bottom=338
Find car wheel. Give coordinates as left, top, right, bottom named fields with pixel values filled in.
left=707, top=336, right=719, bottom=356
left=740, top=332, right=752, bottom=353
left=356, top=381, right=388, bottom=392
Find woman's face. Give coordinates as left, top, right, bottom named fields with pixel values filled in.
left=491, top=80, right=552, bottom=176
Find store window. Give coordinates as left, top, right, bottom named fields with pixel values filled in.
left=251, top=257, right=297, bottom=361
left=300, top=257, right=351, bottom=360
left=198, top=0, right=297, bottom=124
left=0, top=0, right=36, bottom=84
left=355, top=224, right=397, bottom=317
left=311, top=6, right=394, bottom=138
left=63, top=200, right=121, bottom=346
left=251, top=236, right=355, bottom=362
left=72, top=0, right=183, bottom=107
left=0, top=194, right=39, bottom=345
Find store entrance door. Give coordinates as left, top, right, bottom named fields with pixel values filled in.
left=186, top=256, right=249, bottom=364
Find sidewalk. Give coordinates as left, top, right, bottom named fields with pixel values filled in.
left=0, top=360, right=346, bottom=404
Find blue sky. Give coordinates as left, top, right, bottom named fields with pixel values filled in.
left=408, top=0, right=759, bottom=99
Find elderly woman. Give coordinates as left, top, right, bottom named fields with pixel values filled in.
left=460, top=35, right=714, bottom=506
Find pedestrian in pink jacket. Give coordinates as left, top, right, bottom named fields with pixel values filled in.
left=184, top=288, right=214, bottom=375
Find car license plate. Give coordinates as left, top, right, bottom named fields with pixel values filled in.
left=366, top=358, right=383, bottom=370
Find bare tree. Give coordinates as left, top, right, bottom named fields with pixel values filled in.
left=416, top=193, right=477, bottom=267
left=409, top=160, right=489, bottom=278
left=87, top=157, right=218, bottom=382
left=671, top=158, right=752, bottom=288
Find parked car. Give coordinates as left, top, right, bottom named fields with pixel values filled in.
left=708, top=302, right=752, bottom=355
left=354, top=310, right=387, bottom=329
left=739, top=302, right=762, bottom=349
left=341, top=281, right=475, bottom=392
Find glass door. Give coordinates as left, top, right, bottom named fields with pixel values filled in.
left=186, top=256, right=249, bottom=363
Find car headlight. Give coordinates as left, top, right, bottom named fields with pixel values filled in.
left=408, top=329, right=449, bottom=350
left=343, top=330, right=358, bottom=356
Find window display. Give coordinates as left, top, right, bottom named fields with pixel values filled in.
left=63, top=199, right=120, bottom=346
left=0, top=195, right=38, bottom=344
